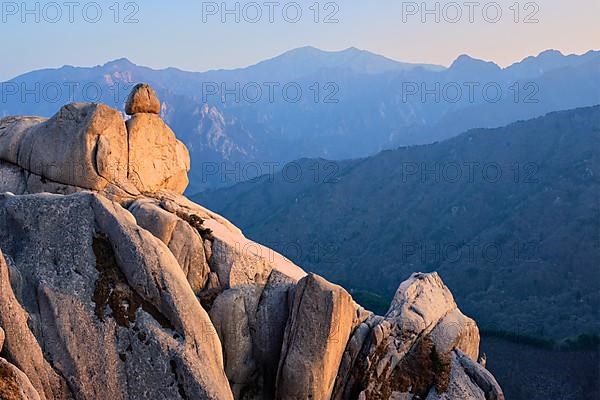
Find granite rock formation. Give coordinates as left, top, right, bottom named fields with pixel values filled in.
left=0, top=85, right=503, bottom=400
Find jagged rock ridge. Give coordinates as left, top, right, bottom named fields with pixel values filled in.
left=0, top=85, right=503, bottom=399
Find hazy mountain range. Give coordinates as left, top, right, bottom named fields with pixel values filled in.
left=1, top=47, right=598, bottom=192
left=195, top=105, right=600, bottom=342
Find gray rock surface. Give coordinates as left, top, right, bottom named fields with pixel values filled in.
left=0, top=193, right=233, bottom=400
left=0, top=245, right=72, bottom=400
left=255, top=271, right=295, bottom=397
left=209, top=286, right=261, bottom=398
left=455, top=350, right=504, bottom=400
left=429, top=308, right=480, bottom=361
left=425, top=351, right=486, bottom=400
left=0, top=160, right=27, bottom=194
left=207, top=271, right=298, bottom=399
left=210, top=237, right=274, bottom=289
left=332, top=272, right=499, bottom=400
left=331, top=314, right=380, bottom=400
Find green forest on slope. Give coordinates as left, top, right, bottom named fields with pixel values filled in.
left=196, top=106, right=600, bottom=342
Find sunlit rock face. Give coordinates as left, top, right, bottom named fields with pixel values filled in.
left=125, top=83, right=161, bottom=116
left=0, top=84, right=503, bottom=400
left=0, top=86, right=189, bottom=197
left=332, top=272, right=502, bottom=400
left=275, top=274, right=359, bottom=400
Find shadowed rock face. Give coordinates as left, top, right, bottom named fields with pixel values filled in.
left=0, top=84, right=503, bottom=400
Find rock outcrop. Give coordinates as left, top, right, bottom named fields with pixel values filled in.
left=0, top=85, right=503, bottom=400
left=0, top=92, right=189, bottom=196
left=276, top=274, right=359, bottom=400
left=125, top=113, right=190, bottom=193
left=0, top=193, right=232, bottom=400
left=331, top=272, right=502, bottom=400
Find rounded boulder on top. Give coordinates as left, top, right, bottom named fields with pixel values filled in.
left=125, top=83, right=161, bottom=115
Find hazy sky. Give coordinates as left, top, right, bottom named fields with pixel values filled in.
left=0, top=0, right=598, bottom=80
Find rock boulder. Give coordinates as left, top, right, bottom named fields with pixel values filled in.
left=125, top=83, right=161, bottom=115
left=276, top=274, right=357, bottom=400
left=0, top=104, right=129, bottom=192
left=125, top=113, right=190, bottom=194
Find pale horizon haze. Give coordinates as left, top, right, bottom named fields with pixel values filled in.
left=0, top=0, right=598, bottom=80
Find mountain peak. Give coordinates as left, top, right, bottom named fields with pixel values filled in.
left=268, top=46, right=443, bottom=74
left=103, top=57, right=136, bottom=68
left=280, top=46, right=323, bottom=57
left=450, top=54, right=499, bottom=69
left=537, top=49, right=564, bottom=58
left=341, top=46, right=363, bottom=53
left=506, top=48, right=598, bottom=78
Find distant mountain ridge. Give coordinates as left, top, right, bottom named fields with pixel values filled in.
left=195, top=105, right=600, bottom=342
left=1, top=47, right=598, bottom=192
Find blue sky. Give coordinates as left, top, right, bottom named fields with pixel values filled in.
left=0, top=0, right=598, bottom=80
